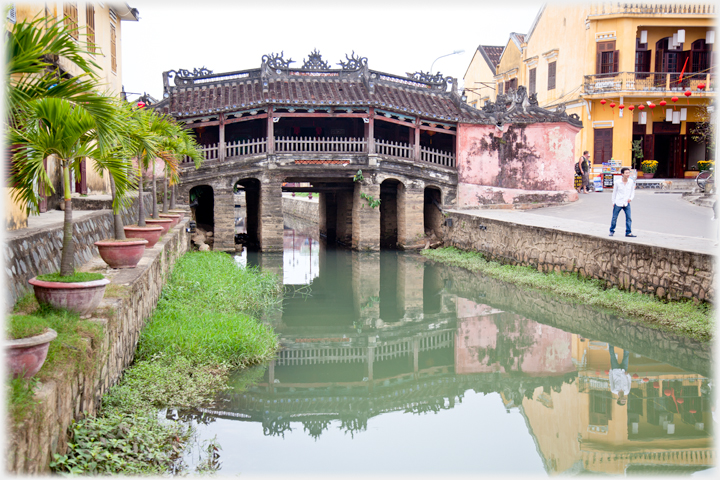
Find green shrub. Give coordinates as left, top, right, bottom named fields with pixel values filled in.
left=36, top=271, right=104, bottom=282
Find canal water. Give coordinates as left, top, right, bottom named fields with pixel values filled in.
left=181, top=225, right=715, bottom=476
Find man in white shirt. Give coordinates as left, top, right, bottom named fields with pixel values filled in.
left=608, top=344, right=632, bottom=406
left=609, top=167, right=637, bottom=237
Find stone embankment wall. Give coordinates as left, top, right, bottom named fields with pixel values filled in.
left=282, top=196, right=319, bottom=225
left=6, top=208, right=191, bottom=474
left=4, top=194, right=154, bottom=310
left=441, top=212, right=714, bottom=303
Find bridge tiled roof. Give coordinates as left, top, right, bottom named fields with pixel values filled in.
left=152, top=51, right=581, bottom=128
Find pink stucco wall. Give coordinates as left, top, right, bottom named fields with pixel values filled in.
left=456, top=122, right=581, bottom=207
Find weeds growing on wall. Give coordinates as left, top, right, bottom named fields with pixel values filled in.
left=50, top=251, right=282, bottom=475
left=422, top=247, right=714, bottom=342
left=7, top=296, right=104, bottom=424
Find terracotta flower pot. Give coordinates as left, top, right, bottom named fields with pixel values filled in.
left=29, top=278, right=110, bottom=316
left=144, top=218, right=173, bottom=235
left=158, top=214, right=181, bottom=229
left=6, top=328, right=58, bottom=378
left=95, top=238, right=148, bottom=269
left=168, top=209, right=188, bottom=218
left=124, top=225, right=163, bottom=247
left=643, top=172, right=655, bottom=179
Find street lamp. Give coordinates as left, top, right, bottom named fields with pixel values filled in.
left=430, top=49, right=465, bottom=74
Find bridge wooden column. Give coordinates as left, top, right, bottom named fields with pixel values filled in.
left=352, top=181, right=380, bottom=250
left=397, top=254, right=424, bottom=318
left=397, top=183, right=424, bottom=249
left=259, top=177, right=283, bottom=252
left=213, top=185, right=235, bottom=251
left=218, top=113, right=225, bottom=161
left=365, top=108, right=375, bottom=154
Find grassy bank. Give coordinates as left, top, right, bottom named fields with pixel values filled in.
left=422, top=247, right=714, bottom=342
left=50, top=251, right=282, bottom=475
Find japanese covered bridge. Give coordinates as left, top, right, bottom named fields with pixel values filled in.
left=152, top=51, right=582, bottom=251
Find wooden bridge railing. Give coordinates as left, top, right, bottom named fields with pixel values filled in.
left=185, top=136, right=456, bottom=168
left=275, top=136, right=367, bottom=153
left=375, top=138, right=412, bottom=160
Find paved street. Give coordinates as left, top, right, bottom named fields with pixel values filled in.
left=451, top=189, right=718, bottom=255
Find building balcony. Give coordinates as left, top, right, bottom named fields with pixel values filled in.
left=583, top=72, right=715, bottom=96
left=182, top=136, right=456, bottom=168
left=588, top=3, right=715, bottom=17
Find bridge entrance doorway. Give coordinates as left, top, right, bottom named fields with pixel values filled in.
left=234, top=179, right=261, bottom=250
left=189, top=185, right=214, bottom=233
left=380, top=179, right=401, bottom=249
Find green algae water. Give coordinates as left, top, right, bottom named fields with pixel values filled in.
left=180, top=227, right=715, bottom=476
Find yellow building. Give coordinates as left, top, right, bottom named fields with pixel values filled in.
left=4, top=2, right=139, bottom=230
left=468, top=3, right=716, bottom=179
left=463, top=45, right=504, bottom=108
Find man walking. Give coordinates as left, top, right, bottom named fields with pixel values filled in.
left=609, top=167, right=636, bottom=237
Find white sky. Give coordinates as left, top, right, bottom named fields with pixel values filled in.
left=121, top=0, right=544, bottom=101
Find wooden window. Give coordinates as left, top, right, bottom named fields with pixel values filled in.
left=691, top=39, right=712, bottom=73
left=63, top=2, right=78, bottom=39
left=635, top=38, right=651, bottom=79
left=593, top=128, right=613, bottom=164
left=596, top=41, right=618, bottom=74
left=547, top=62, right=556, bottom=90
left=110, top=24, right=117, bottom=73
left=529, top=68, right=536, bottom=95
left=86, top=3, right=95, bottom=54
left=505, top=78, right=517, bottom=94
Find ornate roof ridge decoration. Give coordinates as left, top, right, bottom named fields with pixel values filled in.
left=165, top=67, right=214, bottom=87
left=177, top=67, right=212, bottom=78
left=337, top=51, right=367, bottom=71
left=301, top=49, right=331, bottom=70
left=262, top=51, right=295, bottom=71
left=480, top=85, right=582, bottom=128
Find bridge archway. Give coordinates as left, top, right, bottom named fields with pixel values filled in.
left=234, top=178, right=261, bottom=249
left=424, top=186, right=443, bottom=238
left=380, top=179, right=402, bottom=249
left=189, top=185, right=214, bottom=233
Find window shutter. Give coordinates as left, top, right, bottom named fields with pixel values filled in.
left=86, top=3, right=95, bottom=54
left=110, top=24, right=117, bottom=73
left=529, top=68, right=536, bottom=94
left=613, top=50, right=619, bottom=73
left=548, top=62, right=556, bottom=90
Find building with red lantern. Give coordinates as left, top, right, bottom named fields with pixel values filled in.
left=465, top=3, right=715, bottom=179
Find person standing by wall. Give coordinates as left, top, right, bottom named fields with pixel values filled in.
left=580, top=151, right=591, bottom=194
left=609, top=167, right=636, bottom=237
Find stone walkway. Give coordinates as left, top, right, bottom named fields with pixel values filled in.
left=449, top=190, right=718, bottom=256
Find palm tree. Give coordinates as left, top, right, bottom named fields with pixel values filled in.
left=9, top=97, right=133, bottom=276
left=7, top=16, right=133, bottom=277
left=157, top=120, right=204, bottom=214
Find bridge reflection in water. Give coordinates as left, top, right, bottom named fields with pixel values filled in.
left=190, top=228, right=714, bottom=476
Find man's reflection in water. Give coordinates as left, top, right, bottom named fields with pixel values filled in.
left=608, top=344, right=631, bottom=406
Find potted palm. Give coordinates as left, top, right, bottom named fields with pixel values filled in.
left=632, top=139, right=644, bottom=177
left=7, top=17, right=133, bottom=315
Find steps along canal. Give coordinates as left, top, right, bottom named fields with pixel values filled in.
left=178, top=224, right=715, bottom=476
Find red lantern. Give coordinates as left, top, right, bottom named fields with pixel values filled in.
left=664, top=389, right=673, bottom=396
left=648, top=103, right=655, bottom=109
left=600, top=99, right=607, bottom=111
left=618, top=104, right=625, bottom=110
left=632, top=373, right=639, bottom=378
left=684, top=89, right=692, bottom=105
left=628, top=105, right=635, bottom=111
left=609, top=102, right=616, bottom=108
left=643, top=377, right=650, bottom=382
left=698, top=83, right=706, bottom=90
left=653, top=382, right=660, bottom=388
left=690, top=410, right=697, bottom=414
left=677, top=398, right=684, bottom=404
left=671, top=96, right=678, bottom=103
left=638, top=104, right=645, bottom=110
left=659, top=100, right=667, bottom=107
left=137, top=101, right=146, bottom=109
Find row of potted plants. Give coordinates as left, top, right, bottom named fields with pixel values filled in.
left=5, top=17, right=203, bottom=379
